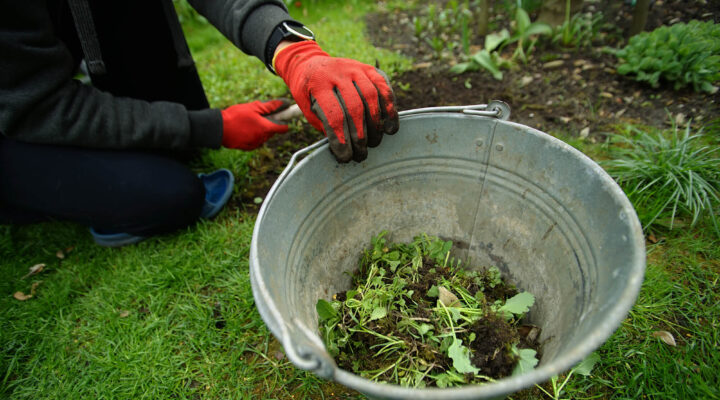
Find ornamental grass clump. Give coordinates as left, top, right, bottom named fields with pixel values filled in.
left=613, top=20, right=720, bottom=93
left=316, top=232, right=540, bottom=388
left=603, top=121, right=720, bottom=235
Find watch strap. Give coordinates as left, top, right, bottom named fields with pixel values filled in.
left=265, top=22, right=314, bottom=74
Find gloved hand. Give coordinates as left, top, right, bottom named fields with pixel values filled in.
left=220, top=100, right=291, bottom=150
left=273, top=40, right=399, bottom=163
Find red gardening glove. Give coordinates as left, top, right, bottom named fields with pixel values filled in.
left=274, top=40, right=399, bottom=163
left=220, top=100, right=290, bottom=150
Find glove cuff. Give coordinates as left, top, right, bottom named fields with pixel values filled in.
left=273, top=40, right=329, bottom=80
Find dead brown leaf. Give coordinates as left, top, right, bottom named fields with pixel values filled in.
left=13, top=291, right=32, bottom=301
left=13, top=282, right=41, bottom=301
left=21, top=263, right=46, bottom=279
left=119, top=310, right=130, bottom=318
left=438, top=286, right=460, bottom=307
left=652, top=330, right=677, bottom=346
left=56, top=250, right=65, bottom=259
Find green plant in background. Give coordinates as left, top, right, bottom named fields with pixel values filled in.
left=508, top=3, right=552, bottom=63
left=450, top=30, right=511, bottom=79
left=551, top=7, right=604, bottom=50
left=411, top=1, right=475, bottom=60
left=450, top=2, right=550, bottom=78
left=613, top=20, right=720, bottom=93
left=602, top=119, right=720, bottom=235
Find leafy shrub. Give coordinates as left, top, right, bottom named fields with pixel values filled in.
left=602, top=121, right=720, bottom=235
left=613, top=20, right=720, bottom=93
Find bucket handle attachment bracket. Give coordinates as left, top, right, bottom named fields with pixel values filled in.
left=398, top=100, right=511, bottom=120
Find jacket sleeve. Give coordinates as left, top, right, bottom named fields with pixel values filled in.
left=0, top=2, right=222, bottom=150
left=187, top=0, right=298, bottom=65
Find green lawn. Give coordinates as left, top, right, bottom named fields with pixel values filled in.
left=2, top=1, right=719, bottom=399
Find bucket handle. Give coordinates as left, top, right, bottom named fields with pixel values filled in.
left=270, top=101, right=511, bottom=190
left=398, top=100, right=511, bottom=120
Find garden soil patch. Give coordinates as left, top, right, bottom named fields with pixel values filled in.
left=234, top=0, right=718, bottom=213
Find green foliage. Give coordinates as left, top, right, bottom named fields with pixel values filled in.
left=535, top=352, right=600, bottom=399
left=450, top=6, right=551, bottom=78
left=498, top=292, right=535, bottom=319
left=613, top=20, right=720, bottom=93
left=602, top=120, right=720, bottom=235
left=411, top=1, right=475, bottom=59
left=551, top=11, right=604, bottom=50
left=172, top=0, right=208, bottom=25
left=511, top=345, right=539, bottom=376
left=317, top=231, right=538, bottom=388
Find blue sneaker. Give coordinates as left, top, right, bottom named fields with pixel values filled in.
left=89, top=228, right=146, bottom=248
left=90, top=168, right=235, bottom=247
left=198, top=168, right=234, bottom=219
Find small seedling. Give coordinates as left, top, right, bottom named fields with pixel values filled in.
left=535, top=352, right=600, bottom=400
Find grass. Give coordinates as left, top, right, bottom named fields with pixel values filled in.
left=554, top=222, right=720, bottom=399
left=602, top=120, right=720, bottom=235
left=2, top=1, right=720, bottom=399
left=180, top=0, right=410, bottom=108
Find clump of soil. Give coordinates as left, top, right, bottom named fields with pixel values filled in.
left=316, top=232, right=541, bottom=388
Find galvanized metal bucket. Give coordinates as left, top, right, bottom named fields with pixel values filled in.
left=250, top=103, right=645, bottom=399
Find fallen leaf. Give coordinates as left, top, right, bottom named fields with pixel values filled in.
left=21, top=263, right=46, bottom=279
left=519, top=76, right=533, bottom=87
left=438, top=286, right=460, bottom=307
left=412, top=61, right=433, bottom=70
left=648, top=234, right=658, bottom=243
left=652, top=330, right=676, bottom=346
left=119, top=310, right=130, bottom=318
left=580, top=127, right=590, bottom=138
left=56, top=250, right=65, bottom=259
left=675, top=113, right=686, bottom=126
left=13, top=291, right=32, bottom=301
left=543, top=60, right=564, bottom=69
left=518, top=324, right=541, bottom=343
left=273, top=350, right=285, bottom=361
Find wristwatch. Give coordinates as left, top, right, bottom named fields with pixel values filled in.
left=265, top=21, right=316, bottom=73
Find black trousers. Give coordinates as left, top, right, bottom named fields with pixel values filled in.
left=0, top=137, right=204, bottom=236
left=0, top=1, right=212, bottom=236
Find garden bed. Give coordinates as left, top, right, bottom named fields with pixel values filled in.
left=233, top=0, right=718, bottom=213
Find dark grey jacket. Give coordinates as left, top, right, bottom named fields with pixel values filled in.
left=0, top=0, right=296, bottom=150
